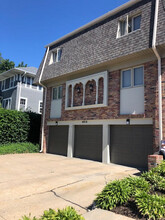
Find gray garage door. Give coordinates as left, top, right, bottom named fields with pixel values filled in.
left=48, top=126, right=69, bottom=156
left=74, top=125, right=102, bottom=162
left=110, top=125, right=153, bottom=168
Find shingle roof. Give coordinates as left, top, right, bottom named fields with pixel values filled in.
left=15, top=67, right=38, bottom=75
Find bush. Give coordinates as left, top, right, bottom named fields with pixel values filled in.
left=151, top=161, right=165, bottom=177
left=142, top=170, right=165, bottom=192
left=135, top=191, right=165, bottom=220
left=0, top=108, right=29, bottom=145
left=40, top=207, right=84, bottom=220
left=125, top=176, right=150, bottom=196
left=0, top=142, right=39, bottom=155
left=95, top=179, right=131, bottom=210
left=20, top=207, right=84, bottom=220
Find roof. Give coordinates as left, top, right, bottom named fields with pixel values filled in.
left=45, top=0, right=142, bottom=48
left=0, top=67, right=38, bottom=81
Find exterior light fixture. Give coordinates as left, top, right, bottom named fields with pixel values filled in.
left=89, top=83, right=93, bottom=92
left=126, top=119, right=130, bottom=125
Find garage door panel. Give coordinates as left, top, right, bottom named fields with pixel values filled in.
left=74, top=125, right=102, bottom=162
left=110, top=125, right=153, bottom=168
left=48, top=126, right=68, bottom=156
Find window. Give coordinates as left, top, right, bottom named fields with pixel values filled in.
left=20, top=98, right=27, bottom=111
left=27, top=77, right=31, bottom=87
left=10, top=76, right=14, bottom=88
left=121, top=66, right=144, bottom=88
left=39, top=101, right=43, bottom=114
left=50, top=48, right=62, bottom=64
left=32, top=79, right=37, bottom=89
left=2, top=80, right=5, bottom=90
left=22, top=76, right=26, bottom=84
left=2, top=98, right=12, bottom=109
left=52, top=86, right=62, bottom=100
left=117, top=14, right=141, bottom=37
left=39, top=85, right=42, bottom=90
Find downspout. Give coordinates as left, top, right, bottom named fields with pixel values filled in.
left=152, top=0, right=162, bottom=149
left=17, top=72, right=26, bottom=110
left=39, top=46, right=50, bottom=153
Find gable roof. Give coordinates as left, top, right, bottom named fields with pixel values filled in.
left=0, top=67, right=38, bottom=81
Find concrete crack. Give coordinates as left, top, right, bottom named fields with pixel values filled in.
left=50, top=190, right=88, bottom=211
left=0, top=214, right=7, bottom=220
left=20, top=179, right=84, bottom=200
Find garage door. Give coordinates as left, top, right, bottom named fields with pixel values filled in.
left=48, top=126, right=69, bottom=156
left=74, top=125, right=102, bottom=162
left=110, top=125, right=153, bottom=168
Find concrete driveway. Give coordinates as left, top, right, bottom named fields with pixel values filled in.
left=0, top=153, right=139, bottom=220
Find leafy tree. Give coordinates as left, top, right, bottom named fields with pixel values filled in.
left=0, top=53, right=3, bottom=64
left=0, top=59, right=15, bottom=74
left=17, top=61, right=27, bottom=67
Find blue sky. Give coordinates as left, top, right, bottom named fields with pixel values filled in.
left=0, top=0, right=128, bottom=68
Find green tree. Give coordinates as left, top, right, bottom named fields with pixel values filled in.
left=0, top=59, right=15, bottom=74
left=0, top=53, right=3, bottom=63
left=17, top=61, right=27, bottom=67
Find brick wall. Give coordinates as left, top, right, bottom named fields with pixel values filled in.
left=42, top=58, right=164, bottom=153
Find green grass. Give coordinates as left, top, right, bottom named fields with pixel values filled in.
left=0, top=142, right=40, bottom=155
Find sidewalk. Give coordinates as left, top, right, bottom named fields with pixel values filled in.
left=83, top=209, right=134, bottom=220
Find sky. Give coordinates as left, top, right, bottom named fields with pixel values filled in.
left=0, top=0, right=128, bottom=68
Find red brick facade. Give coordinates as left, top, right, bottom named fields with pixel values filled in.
left=42, top=58, right=165, bottom=154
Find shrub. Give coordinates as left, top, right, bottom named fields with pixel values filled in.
left=40, top=207, right=84, bottom=220
left=0, top=108, right=29, bottom=145
left=0, top=142, right=39, bottom=155
left=20, top=207, right=84, bottom=220
left=135, top=191, right=165, bottom=220
left=142, top=170, right=165, bottom=192
left=125, top=176, right=150, bottom=196
left=151, top=161, right=165, bottom=177
left=95, top=179, right=131, bottom=210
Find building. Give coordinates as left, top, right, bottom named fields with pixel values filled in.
left=0, top=67, right=43, bottom=114
left=34, top=0, right=165, bottom=168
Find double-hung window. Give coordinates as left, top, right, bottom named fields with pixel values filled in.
left=10, top=76, right=14, bottom=88
left=117, top=14, right=141, bottom=37
left=122, top=66, right=144, bottom=88
left=50, top=48, right=62, bottom=64
left=52, top=86, right=62, bottom=100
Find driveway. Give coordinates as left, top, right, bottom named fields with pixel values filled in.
left=0, top=153, right=139, bottom=220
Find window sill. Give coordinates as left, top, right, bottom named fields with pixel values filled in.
left=116, top=29, right=141, bottom=39
left=65, top=103, right=107, bottom=110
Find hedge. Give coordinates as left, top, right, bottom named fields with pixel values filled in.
left=0, top=108, right=29, bottom=145
left=0, top=108, right=41, bottom=145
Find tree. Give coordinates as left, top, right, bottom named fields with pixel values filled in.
left=17, top=61, right=27, bottom=67
left=0, top=53, right=3, bottom=64
left=0, top=59, right=15, bottom=74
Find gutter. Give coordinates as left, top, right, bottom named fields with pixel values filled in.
left=152, top=0, right=162, bottom=149
left=39, top=47, right=50, bottom=153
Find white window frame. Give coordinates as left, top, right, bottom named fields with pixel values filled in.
left=2, top=98, right=12, bottom=109
left=117, top=14, right=141, bottom=38
left=38, top=101, right=43, bottom=114
left=10, top=76, right=14, bottom=88
left=121, top=66, right=144, bottom=89
left=52, top=86, right=62, bottom=100
left=19, top=97, right=27, bottom=111
left=49, top=48, right=62, bottom=65
left=2, top=80, right=6, bottom=91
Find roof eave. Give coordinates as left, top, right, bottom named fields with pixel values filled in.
left=45, top=0, right=142, bottom=48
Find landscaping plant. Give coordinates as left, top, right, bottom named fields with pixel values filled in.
left=20, top=207, right=84, bottom=220
left=95, top=179, right=131, bottom=210
left=135, top=191, right=165, bottom=220
left=0, top=142, right=39, bottom=155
